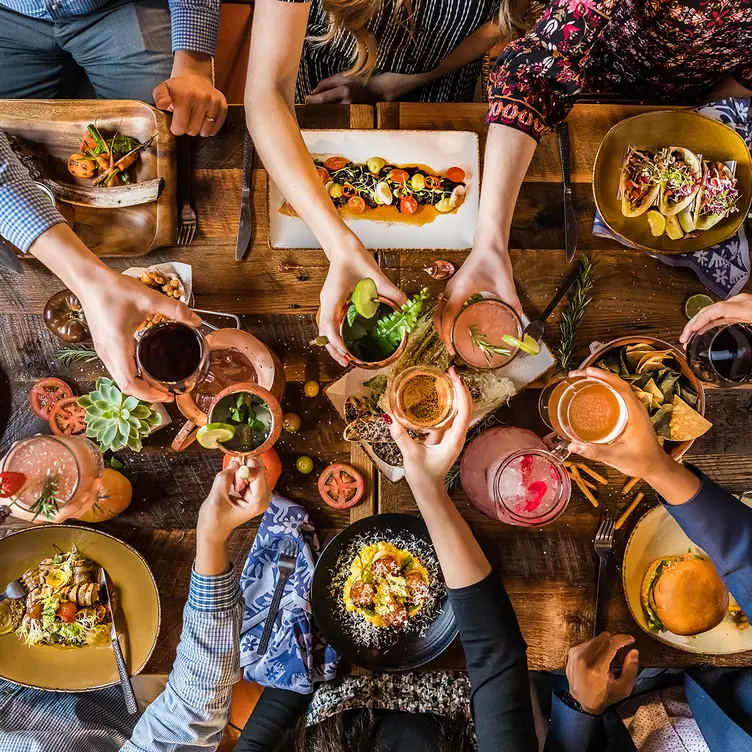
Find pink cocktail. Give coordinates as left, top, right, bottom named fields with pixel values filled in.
left=460, top=426, right=571, bottom=527
left=0, top=435, right=104, bottom=523
left=451, top=298, right=523, bottom=370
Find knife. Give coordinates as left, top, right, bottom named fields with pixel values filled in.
left=235, top=129, right=255, bottom=261
left=99, top=567, right=139, bottom=714
left=558, top=122, right=578, bottom=263
left=0, top=237, right=23, bottom=274
left=523, top=263, right=582, bottom=343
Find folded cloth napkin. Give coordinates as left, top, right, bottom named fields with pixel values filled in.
left=593, top=97, right=751, bottom=299
left=239, top=493, right=339, bottom=694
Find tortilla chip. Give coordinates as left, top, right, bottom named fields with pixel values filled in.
left=644, top=378, right=665, bottom=406
left=631, top=386, right=654, bottom=410
left=626, top=347, right=657, bottom=369
left=670, top=395, right=712, bottom=442
left=651, top=403, right=673, bottom=439
left=597, top=354, right=621, bottom=374
left=678, top=384, right=699, bottom=407
left=637, top=351, right=673, bottom=373
left=658, top=371, right=681, bottom=403
left=626, top=344, right=657, bottom=352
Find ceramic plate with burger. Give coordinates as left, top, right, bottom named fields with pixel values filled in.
left=623, top=503, right=751, bottom=654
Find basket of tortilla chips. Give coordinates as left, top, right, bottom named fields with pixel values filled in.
left=581, top=337, right=711, bottom=459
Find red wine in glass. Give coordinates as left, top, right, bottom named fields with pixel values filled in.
left=136, top=321, right=208, bottom=394
left=687, top=323, right=752, bottom=387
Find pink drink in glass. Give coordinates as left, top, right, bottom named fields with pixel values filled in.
left=0, top=435, right=104, bottom=523
left=451, top=298, right=523, bottom=370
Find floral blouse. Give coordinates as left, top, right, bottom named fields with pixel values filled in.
left=487, top=0, right=752, bottom=140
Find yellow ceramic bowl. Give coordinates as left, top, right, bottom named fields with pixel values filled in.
left=0, top=525, right=160, bottom=691
left=593, top=110, right=752, bottom=255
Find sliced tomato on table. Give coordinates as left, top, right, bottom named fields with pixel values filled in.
left=425, top=175, right=442, bottom=190
left=0, top=471, right=26, bottom=498
left=387, top=169, right=409, bottom=184
left=324, top=156, right=349, bottom=172
left=29, top=377, right=74, bottom=421
left=316, top=167, right=330, bottom=184
left=399, top=196, right=418, bottom=215
left=445, top=167, right=465, bottom=183
left=317, top=463, right=365, bottom=509
left=347, top=196, right=366, bottom=214
left=49, top=397, right=87, bottom=436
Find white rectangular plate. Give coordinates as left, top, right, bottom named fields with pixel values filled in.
left=269, top=130, right=479, bottom=250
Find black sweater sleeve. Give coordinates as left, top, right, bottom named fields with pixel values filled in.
left=234, top=687, right=312, bottom=752
left=448, top=573, right=539, bottom=752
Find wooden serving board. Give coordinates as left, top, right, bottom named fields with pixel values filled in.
left=0, top=99, right=177, bottom=257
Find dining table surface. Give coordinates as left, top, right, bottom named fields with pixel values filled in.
left=0, top=100, right=750, bottom=676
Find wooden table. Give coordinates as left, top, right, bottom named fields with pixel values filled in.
left=0, top=102, right=750, bottom=674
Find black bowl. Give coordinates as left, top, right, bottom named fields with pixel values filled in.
left=311, top=513, right=457, bottom=672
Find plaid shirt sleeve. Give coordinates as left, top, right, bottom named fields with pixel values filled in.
left=0, top=131, right=65, bottom=252
left=121, top=565, right=243, bottom=752
left=168, top=0, right=221, bottom=55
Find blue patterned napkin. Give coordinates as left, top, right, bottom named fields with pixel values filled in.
left=239, top=493, right=340, bottom=693
left=593, top=98, right=751, bottom=299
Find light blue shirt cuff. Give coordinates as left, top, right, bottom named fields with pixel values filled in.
left=188, top=565, right=241, bottom=612
left=169, top=0, right=220, bottom=56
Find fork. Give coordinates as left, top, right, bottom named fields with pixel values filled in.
left=177, top=135, right=196, bottom=246
left=593, top=513, right=615, bottom=637
left=0, top=578, right=26, bottom=602
left=257, top=538, right=299, bottom=655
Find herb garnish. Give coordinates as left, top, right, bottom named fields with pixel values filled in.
left=27, top=477, right=63, bottom=522
left=556, top=253, right=594, bottom=373
left=55, top=344, right=100, bottom=366
left=469, top=326, right=512, bottom=367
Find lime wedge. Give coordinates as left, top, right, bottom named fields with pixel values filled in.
left=502, top=333, right=541, bottom=356
left=196, top=422, right=236, bottom=449
left=0, top=601, right=13, bottom=635
left=684, top=294, right=714, bottom=321
left=352, top=278, right=379, bottom=319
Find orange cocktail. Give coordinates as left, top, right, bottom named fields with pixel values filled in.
left=387, top=366, right=456, bottom=432
left=451, top=298, right=523, bottom=370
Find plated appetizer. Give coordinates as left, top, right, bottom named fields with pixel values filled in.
left=343, top=541, right=429, bottom=630
left=281, top=156, right=467, bottom=224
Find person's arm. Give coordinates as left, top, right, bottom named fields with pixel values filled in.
left=705, top=75, right=752, bottom=101
left=123, top=458, right=271, bottom=752
left=245, top=0, right=405, bottom=367
left=388, top=369, right=537, bottom=752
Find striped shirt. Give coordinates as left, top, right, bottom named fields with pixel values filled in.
left=0, top=0, right=220, bottom=56
left=282, top=0, right=500, bottom=103
left=0, top=566, right=243, bottom=752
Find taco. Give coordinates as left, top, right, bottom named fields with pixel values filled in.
left=620, top=147, right=662, bottom=217
left=658, top=147, right=702, bottom=216
left=694, top=160, right=740, bottom=230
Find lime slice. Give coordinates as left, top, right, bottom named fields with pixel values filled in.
left=0, top=601, right=13, bottom=635
left=196, top=422, right=236, bottom=449
left=684, top=294, right=714, bottom=320
left=502, top=333, right=541, bottom=356
left=352, top=278, right=379, bottom=319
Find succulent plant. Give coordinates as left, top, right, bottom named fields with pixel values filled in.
left=78, top=377, right=162, bottom=452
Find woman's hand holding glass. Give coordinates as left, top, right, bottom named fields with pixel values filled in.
left=680, top=292, right=752, bottom=346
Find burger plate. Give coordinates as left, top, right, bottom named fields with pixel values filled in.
left=623, top=503, right=752, bottom=654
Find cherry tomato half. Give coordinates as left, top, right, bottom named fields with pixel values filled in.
left=399, top=196, right=418, bottom=215
left=348, top=196, right=366, bottom=214
left=388, top=169, right=409, bottom=184
left=49, top=397, right=87, bottom=436
left=30, top=378, right=74, bottom=421
left=324, top=156, right=349, bottom=172
left=318, top=463, right=365, bottom=509
left=57, top=601, right=77, bottom=624
left=342, top=182, right=358, bottom=198
left=445, top=167, right=465, bottom=183
left=425, top=175, right=442, bottom=190
left=0, top=471, right=26, bottom=498
left=316, top=167, right=330, bottom=184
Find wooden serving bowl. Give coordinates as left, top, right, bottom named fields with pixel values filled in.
left=579, top=336, right=705, bottom=460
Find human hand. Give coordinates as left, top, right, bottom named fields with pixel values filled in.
left=305, top=72, right=427, bottom=104
left=153, top=51, right=227, bottom=137
left=434, top=247, right=521, bottom=353
left=319, top=242, right=406, bottom=366
left=566, top=632, right=639, bottom=715
left=197, top=457, right=272, bottom=543
left=564, top=367, right=668, bottom=478
left=388, top=368, right=472, bottom=491
left=75, top=267, right=202, bottom=403
left=679, top=293, right=752, bottom=346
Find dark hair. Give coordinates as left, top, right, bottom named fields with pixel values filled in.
left=276, top=708, right=475, bottom=752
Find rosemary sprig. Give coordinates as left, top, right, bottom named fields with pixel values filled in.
left=444, top=411, right=505, bottom=492
left=55, top=344, right=100, bottom=366
left=469, top=326, right=511, bottom=367
left=555, top=253, right=594, bottom=373
left=28, top=477, right=63, bottom=522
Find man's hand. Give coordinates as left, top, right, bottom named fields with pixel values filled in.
left=434, top=247, right=521, bottom=353
left=153, top=51, right=228, bottom=137
left=305, top=72, right=428, bottom=104
left=566, top=632, right=640, bottom=715
left=319, top=242, right=406, bottom=366
left=680, top=292, right=752, bottom=347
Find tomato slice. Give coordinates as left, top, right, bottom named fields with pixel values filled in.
left=30, top=377, right=74, bottom=421
left=324, top=156, right=349, bottom=172
left=49, top=397, right=87, bottom=436
left=318, top=463, right=365, bottom=509
left=347, top=196, right=366, bottom=214
left=316, top=167, right=330, bottom=184
left=399, top=196, right=418, bottom=215
left=425, top=175, right=441, bottom=190
left=446, top=167, right=465, bottom=183
left=0, top=471, right=26, bottom=498
left=342, top=183, right=357, bottom=198
left=57, top=601, right=77, bottom=624
left=388, top=169, right=409, bottom=184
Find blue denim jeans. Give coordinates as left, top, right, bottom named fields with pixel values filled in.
left=0, top=0, right=172, bottom=101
